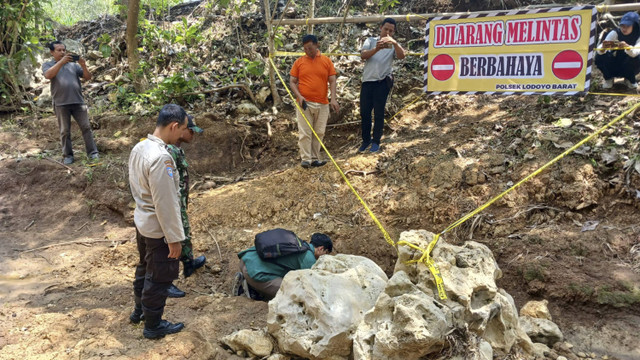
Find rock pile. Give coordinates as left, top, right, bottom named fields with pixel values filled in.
left=221, top=230, right=567, bottom=359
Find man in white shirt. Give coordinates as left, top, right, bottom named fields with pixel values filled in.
left=128, top=104, right=189, bottom=339
left=358, top=18, right=405, bottom=153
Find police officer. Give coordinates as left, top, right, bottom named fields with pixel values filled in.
left=128, top=104, right=188, bottom=339
left=165, top=114, right=207, bottom=297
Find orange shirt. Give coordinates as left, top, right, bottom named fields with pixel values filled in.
left=290, top=51, right=337, bottom=104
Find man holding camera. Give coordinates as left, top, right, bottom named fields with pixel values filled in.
left=595, top=12, right=640, bottom=90
left=358, top=18, right=406, bottom=153
left=43, top=40, right=98, bottom=165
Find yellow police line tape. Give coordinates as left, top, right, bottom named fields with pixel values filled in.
left=389, top=93, right=425, bottom=122
left=413, top=100, right=640, bottom=284
left=268, top=51, right=640, bottom=300
left=588, top=91, right=640, bottom=97
left=267, top=56, right=395, bottom=249
left=267, top=55, right=448, bottom=299
left=273, top=51, right=425, bottom=57
left=595, top=46, right=640, bottom=52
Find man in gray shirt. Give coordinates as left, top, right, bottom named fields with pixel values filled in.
left=359, top=18, right=406, bottom=153
left=42, top=40, right=98, bottom=165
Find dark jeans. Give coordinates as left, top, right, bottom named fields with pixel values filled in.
left=360, top=79, right=392, bottom=145
left=54, top=104, right=98, bottom=158
left=595, top=51, right=640, bottom=83
left=133, top=228, right=180, bottom=322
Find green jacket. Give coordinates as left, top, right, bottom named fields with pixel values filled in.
left=238, top=244, right=316, bottom=282
left=166, top=144, right=191, bottom=242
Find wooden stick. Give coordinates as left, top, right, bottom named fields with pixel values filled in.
left=326, top=120, right=359, bottom=127
left=75, top=221, right=89, bottom=232
left=206, top=229, right=223, bottom=263
left=344, top=169, right=380, bottom=176
left=19, top=239, right=127, bottom=253
left=331, top=0, right=353, bottom=53
left=204, top=176, right=234, bottom=182
left=45, top=157, right=74, bottom=172
left=24, top=220, right=35, bottom=231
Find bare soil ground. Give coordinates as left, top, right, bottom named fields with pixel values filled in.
left=1, top=93, right=640, bottom=359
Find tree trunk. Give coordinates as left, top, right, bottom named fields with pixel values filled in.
left=126, top=0, right=143, bottom=93
left=263, top=0, right=282, bottom=107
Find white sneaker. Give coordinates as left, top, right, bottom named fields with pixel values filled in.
left=602, top=79, right=614, bottom=89
left=624, top=79, right=638, bottom=90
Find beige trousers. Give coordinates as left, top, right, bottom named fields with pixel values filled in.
left=296, top=101, right=329, bottom=162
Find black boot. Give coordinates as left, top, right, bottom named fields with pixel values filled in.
left=130, top=297, right=144, bottom=323
left=143, top=316, right=184, bottom=339
left=167, top=284, right=186, bottom=298
left=130, top=304, right=144, bottom=323
left=183, top=255, right=206, bottom=278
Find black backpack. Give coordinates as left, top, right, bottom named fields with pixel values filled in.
left=255, top=228, right=311, bottom=260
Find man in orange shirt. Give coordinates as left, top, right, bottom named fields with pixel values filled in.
left=289, top=35, right=340, bottom=168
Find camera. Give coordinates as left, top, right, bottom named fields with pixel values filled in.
left=603, top=40, right=620, bottom=49
left=70, top=54, right=80, bottom=62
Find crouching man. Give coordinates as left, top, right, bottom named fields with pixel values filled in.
left=232, top=229, right=333, bottom=300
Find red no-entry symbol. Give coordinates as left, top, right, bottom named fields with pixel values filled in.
left=431, top=54, right=456, bottom=81
left=552, top=50, right=583, bottom=80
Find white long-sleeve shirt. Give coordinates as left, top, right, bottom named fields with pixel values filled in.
left=597, top=30, right=640, bottom=57
left=128, top=134, right=185, bottom=243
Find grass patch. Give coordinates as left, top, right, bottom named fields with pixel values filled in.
left=569, top=283, right=595, bottom=297
left=596, top=286, right=640, bottom=308
left=522, top=265, right=545, bottom=282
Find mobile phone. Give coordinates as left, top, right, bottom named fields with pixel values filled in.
left=302, top=100, right=308, bottom=110
left=603, top=40, right=620, bottom=48
left=70, top=54, right=80, bottom=62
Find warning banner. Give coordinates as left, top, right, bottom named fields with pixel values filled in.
left=424, top=6, right=596, bottom=95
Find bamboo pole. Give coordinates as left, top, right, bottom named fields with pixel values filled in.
left=263, top=0, right=282, bottom=106
left=307, top=0, right=315, bottom=34
left=274, top=3, right=640, bottom=26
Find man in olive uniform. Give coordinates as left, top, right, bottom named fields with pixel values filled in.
left=165, top=114, right=207, bottom=297
left=128, top=104, right=188, bottom=339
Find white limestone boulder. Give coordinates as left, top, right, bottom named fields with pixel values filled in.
left=481, top=289, right=532, bottom=354
left=352, top=271, right=451, bottom=360
left=519, top=316, right=564, bottom=347
left=62, top=39, right=86, bottom=56
left=520, top=299, right=552, bottom=320
left=236, top=102, right=261, bottom=115
left=17, top=53, right=45, bottom=90
left=394, top=230, right=533, bottom=354
left=221, top=328, right=274, bottom=357
left=267, top=254, right=388, bottom=360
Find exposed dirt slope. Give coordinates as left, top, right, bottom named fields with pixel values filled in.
left=1, top=91, right=640, bottom=359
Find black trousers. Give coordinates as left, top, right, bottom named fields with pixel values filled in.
left=360, top=79, right=392, bottom=145
left=595, top=51, right=640, bottom=83
left=133, top=228, right=180, bottom=325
